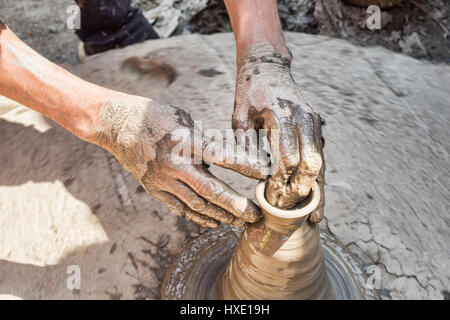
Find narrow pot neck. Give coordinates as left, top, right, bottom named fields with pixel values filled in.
left=221, top=180, right=333, bottom=300
left=254, top=180, right=320, bottom=233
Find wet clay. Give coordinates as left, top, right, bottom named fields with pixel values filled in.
left=161, top=180, right=378, bottom=299
left=220, top=181, right=335, bottom=299
left=161, top=221, right=378, bottom=300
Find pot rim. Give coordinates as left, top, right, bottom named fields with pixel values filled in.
left=255, top=180, right=320, bottom=219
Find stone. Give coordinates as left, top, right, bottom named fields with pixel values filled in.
left=143, top=0, right=181, bottom=38
left=398, top=32, right=428, bottom=57
left=142, top=0, right=209, bottom=38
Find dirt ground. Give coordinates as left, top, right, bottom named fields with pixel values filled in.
left=0, top=0, right=79, bottom=64
left=0, top=0, right=448, bottom=64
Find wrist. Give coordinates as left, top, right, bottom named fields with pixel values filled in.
left=75, top=88, right=124, bottom=144
left=224, top=0, right=290, bottom=67
left=236, top=38, right=290, bottom=64
left=90, top=93, right=155, bottom=155
left=236, top=41, right=292, bottom=72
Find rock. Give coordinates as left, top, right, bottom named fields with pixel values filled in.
left=277, top=0, right=317, bottom=32
left=137, top=0, right=448, bottom=62
left=143, top=0, right=209, bottom=38
left=398, top=32, right=428, bottom=57
left=179, top=0, right=232, bottom=35
left=183, top=0, right=317, bottom=34
left=143, top=0, right=181, bottom=38
left=177, top=0, right=210, bottom=29
left=342, top=0, right=403, bottom=9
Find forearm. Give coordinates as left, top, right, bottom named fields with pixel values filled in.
left=0, top=24, right=120, bottom=142
left=223, top=0, right=290, bottom=66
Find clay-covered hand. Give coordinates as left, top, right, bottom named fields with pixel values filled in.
left=95, top=94, right=268, bottom=228
left=233, top=43, right=325, bottom=223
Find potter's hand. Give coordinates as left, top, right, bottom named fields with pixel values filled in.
left=96, top=94, right=267, bottom=228
left=232, top=44, right=325, bottom=223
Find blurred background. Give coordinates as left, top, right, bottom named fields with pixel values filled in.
left=1, top=0, right=448, bottom=64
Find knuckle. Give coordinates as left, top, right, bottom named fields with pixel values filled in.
left=303, top=165, right=320, bottom=178
left=260, top=109, right=277, bottom=124
left=224, top=212, right=238, bottom=224
left=198, top=179, right=219, bottom=197
left=232, top=118, right=248, bottom=131
left=282, top=153, right=300, bottom=169
left=233, top=219, right=246, bottom=228
left=302, top=152, right=322, bottom=177
left=190, top=199, right=207, bottom=213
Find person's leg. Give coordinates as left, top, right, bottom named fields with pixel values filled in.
left=75, top=0, right=159, bottom=56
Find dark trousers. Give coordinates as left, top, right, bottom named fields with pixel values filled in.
left=75, top=0, right=159, bottom=55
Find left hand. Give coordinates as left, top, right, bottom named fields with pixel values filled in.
left=232, top=43, right=325, bottom=223
left=95, top=94, right=269, bottom=228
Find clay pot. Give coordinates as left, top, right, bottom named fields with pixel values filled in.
left=220, top=181, right=335, bottom=300
left=342, top=0, right=403, bottom=9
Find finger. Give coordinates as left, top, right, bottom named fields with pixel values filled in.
left=309, top=182, right=324, bottom=224
left=201, top=137, right=269, bottom=180
left=290, top=112, right=322, bottom=197
left=232, top=107, right=252, bottom=147
left=192, top=112, right=270, bottom=180
left=309, top=113, right=325, bottom=224
left=232, top=117, right=250, bottom=146
left=151, top=190, right=220, bottom=228
left=161, top=180, right=246, bottom=227
left=178, top=166, right=262, bottom=223
left=265, top=119, right=301, bottom=207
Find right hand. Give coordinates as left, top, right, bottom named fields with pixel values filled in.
left=95, top=94, right=269, bottom=228
left=232, top=43, right=325, bottom=222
